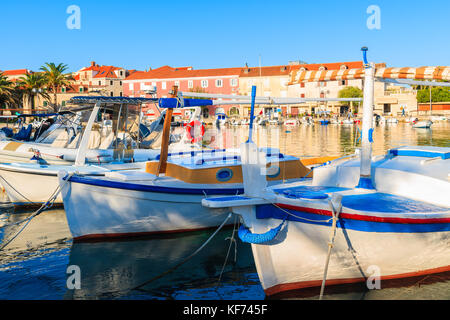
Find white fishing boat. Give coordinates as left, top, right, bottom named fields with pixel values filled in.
left=386, top=117, right=398, bottom=124
left=405, top=116, right=418, bottom=123
left=0, top=97, right=208, bottom=206
left=58, top=147, right=314, bottom=241
left=57, top=87, right=345, bottom=241
left=268, top=119, right=282, bottom=125
left=229, top=118, right=241, bottom=126
left=283, top=119, right=299, bottom=126
left=202, top=49, right=450, bottom=298
left=412, top=120, right=433, bottom=128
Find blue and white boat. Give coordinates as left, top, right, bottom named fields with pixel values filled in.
left=58, top=147, right=314, bottom=241
left=57, top=88, right=329, bottom=241
left=202, top=49, right=450, bottom=298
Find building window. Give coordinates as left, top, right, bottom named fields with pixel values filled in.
left=319, top=81, right=326, bottom=87
left=174, top=80, right=180, bottom=88
left=301, top=93, right=305, bottom=98
left=79, top=87, right=83, bottom=93
left=61, top=101, right=66, bottom=107
left=120, top=81, right=122, bottom=85
left=61, top=87, right=66, bottom=93
left=110, top=92, right=114, bottom=97
left=202, top=107, right=209, bottom=118
left=98, top=81, right=101, bottom=86
left=110, top=80, right=113, bottom=85
left=43, top=101, right=48, bottom=107
left=201, top=80, right=208, bottom=88
left=215, top=79, right=223, bottom=87
left=120, top=71, right=123, bottom=76
left=162, top=82, right=167, bottom=90
left=340, top=80, right=348, bottom=86
left=300, top=82, right=305, bottom=88
left=188, top=80, right=193, bottom=89
left=119, top=92, right=123, bottom=97
left=230, top=78, right=238, bottom=87
left=129, top=83, right=133, bottom=91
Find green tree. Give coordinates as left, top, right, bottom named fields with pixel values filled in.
left=338, top=86, right=363, bottom=114
left=0, top=72, right=15, bottom=109
left=17, top=73, right=50, bottom=111
left=416, top=86, right=450, bottom=103
left=40, top=63, right=73, bottom=111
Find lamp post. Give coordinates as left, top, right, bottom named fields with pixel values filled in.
left=429, top=85, right=432, bottom=116
left=31, top=88, right=42, bottom=112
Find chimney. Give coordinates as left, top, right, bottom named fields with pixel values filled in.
left=244, top=63, right=250, bottom=74
left=90, top=61, right=96, bottom=67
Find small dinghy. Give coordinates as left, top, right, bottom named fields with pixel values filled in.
left=283, top=119, right=299, bottom=126
left=412, top=120, right=433, bottom=128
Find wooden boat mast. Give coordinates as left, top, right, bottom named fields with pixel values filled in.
left=156, top=85, right=178, bottom=176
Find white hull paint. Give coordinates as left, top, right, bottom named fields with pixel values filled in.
left=61, top=179, right=231, bottom=240
left=0, top=169, right=62, bottom=205
left=236, top=206, right=450, bottom=296
left=0, top=162, right=145, bottom=205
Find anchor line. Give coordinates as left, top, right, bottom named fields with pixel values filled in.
left=0, top=172, right=74, bottom=251
left=216, top=214, right=239, bottom=289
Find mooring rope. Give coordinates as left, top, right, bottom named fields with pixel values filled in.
left=215, top=215, right=238, bottom=288
left=319, top=197, right=343, bottom=300
left=0, top=172, right=74, bottom=251
left=131, top=212, right=233, bottom=292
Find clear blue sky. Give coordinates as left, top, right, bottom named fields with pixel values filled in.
left=1, top=0, right=449, bottom=72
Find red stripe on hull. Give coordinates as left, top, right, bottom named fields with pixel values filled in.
left=73, top=224, right=234, bottom=243
left=265, top=265, right=450, bottom=297
left=276, top=203, right=450, bottom=224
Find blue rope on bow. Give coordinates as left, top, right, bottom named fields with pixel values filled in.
left=238, top=218, right=286, bottom=244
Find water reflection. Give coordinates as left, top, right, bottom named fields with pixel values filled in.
left=209, top=122, right=449, bottom=157
left=0, top=122, right=449, bottom=299
left=64, top=229, right=259, bottom=300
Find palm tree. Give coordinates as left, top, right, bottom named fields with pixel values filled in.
left=17, top=73, right=50, bottom=112
left=40, top=63, right=73, bottom=111
left=0, top=72, right=15, bottom=109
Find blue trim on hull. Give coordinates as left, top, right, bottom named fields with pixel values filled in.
left=356, top=177, right=375, bottom=189
left=68, top=175, right=244, bottom=195
left=255, top=205, right=450, bottom=233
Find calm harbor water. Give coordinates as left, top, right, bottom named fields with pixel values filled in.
left=0, top=122, right=449, bottom=300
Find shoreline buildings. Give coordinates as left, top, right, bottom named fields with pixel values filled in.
left=2, top=60, right=449, bottom=117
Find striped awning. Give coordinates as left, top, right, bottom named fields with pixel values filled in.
left=288, top=66, right=450, bottom=85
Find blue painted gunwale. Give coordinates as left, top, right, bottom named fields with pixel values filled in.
left=256, top=204, right=450, bottom=233
left=68, top=175, right=244, bottom=195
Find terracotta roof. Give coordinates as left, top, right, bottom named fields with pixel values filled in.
left=289, top=61, right=364, bottom=72
left=125, top=65, right=241, bottom=81
left=79, top=64, right=123, bottom=79
left=239, top=65, right=292, bottom=77
left=1, top=69, right=31, bottom=76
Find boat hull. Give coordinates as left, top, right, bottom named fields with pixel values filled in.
left=0, top=168, right=62, bottom=205
left=237, top=205, right=450, bottom=297
left=61, top=177, right=232, bottom=241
